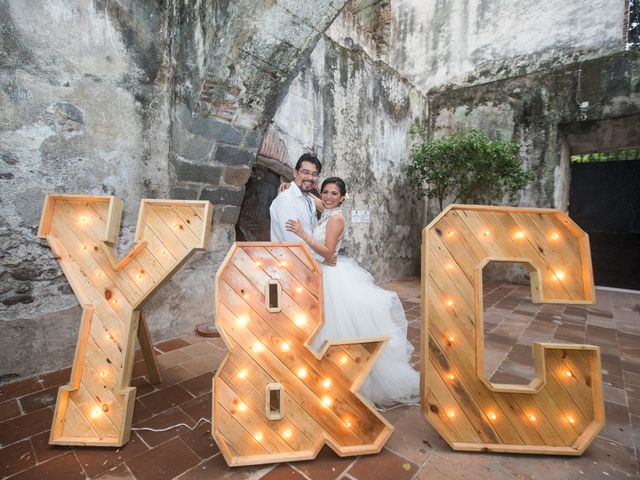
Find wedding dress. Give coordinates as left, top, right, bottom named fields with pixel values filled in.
left=309, top=207, right=419, bottom=405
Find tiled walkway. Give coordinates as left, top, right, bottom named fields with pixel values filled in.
left=1, top=278, right=639, bottom=479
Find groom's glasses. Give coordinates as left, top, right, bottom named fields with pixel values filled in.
left=297, top=168, right=319, bottom=178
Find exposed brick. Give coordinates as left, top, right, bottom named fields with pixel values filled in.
left=19, top=386, right=58, bottom=413
left=223, top=165, right=252, bottom=186
left=179, top=372, right=213, bottom=398
left=172, top=132, right=214, bottom=162
left=0, top=407, right=52, bottom=446
left=180, top=394, right=211, bottom=423
left=170, top=186, right=201, bottom=200
left=137, top=384, right=193, bottom=414
left=0, top=376, right=43, bottom=402
left=39, top=368, right=71, bottom=389
left=30, top=430, right=67, bottom=464
left=13, top=451, right=85, bottom=480
left=243, top=128, right=263, bottom=149
left=155, top=337, right=191, bottom=353
left=74, top=431, right=148, bottom=477
left=213, top=204, right=241, bottom=225
left=214, top=144, right=255, bottom=166
left=126, top=437, right=199, bottom=480
left=189, top=116, right=243, bottom=145
left=179, top=420, right=219, bottom=460
left=0, top=399, right=21, bottom=422
left=174, top=158, right=223, bottom=184
left=0, top=439, right=35, bottom=478
left=132, top=407, right=193, bottom=447
left=200, top=186, right=245, bottom=207
left=93, top=463, right=134, bottom=479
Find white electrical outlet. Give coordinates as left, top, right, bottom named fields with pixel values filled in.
left=351, top=210, right=370, bottom=223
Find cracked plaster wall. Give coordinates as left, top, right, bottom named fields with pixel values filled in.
left=0, top=0, right=347, bottom=379
left=388, top=0, right=627, bottom=92
left=271, top=21, right=428, bottom=282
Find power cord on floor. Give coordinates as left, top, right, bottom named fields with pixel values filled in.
left=374, top=402, right=421, bottom=412
left=131, top=417, right=211, bottom=433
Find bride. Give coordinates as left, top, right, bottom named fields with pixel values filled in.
left=285, top=177, right=419, bottom=405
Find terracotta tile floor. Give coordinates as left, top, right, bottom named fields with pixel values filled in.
left=2, top=278, right=640, bottom=479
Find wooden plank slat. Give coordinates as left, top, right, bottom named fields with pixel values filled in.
left=421, top=205, right=603, bottom=456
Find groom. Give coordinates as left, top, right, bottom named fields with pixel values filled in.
left=269, top=153, right=322, bottom=242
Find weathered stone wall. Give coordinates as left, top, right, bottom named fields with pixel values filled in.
left=271, top=18, right=428, bottom=282
left=0, top=0, right=173, bottom=380
left=387, top=0, right=627, bottom=92
left=427, top=50, right=640, bottom=213
left=0, top=0, right=347, bottom=380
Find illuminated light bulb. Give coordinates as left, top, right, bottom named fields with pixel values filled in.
left=295, top=286, right=303, bottom=294
left=242, top=293, right=249, bottom=300
left=322, top=396, right=333, bottom=407
left=566, top=416, right=575, bottom=425
left=445, top=298, right=454, bottom=307
left=445, top=263, right=455, bottom=271
left=339, top=355, right=349, bottom=365
left=528, top=414, right=537, bottom=422
left=322, top=378, right=332, bottom=389
left=237, top=401, right=247, bottom=412
left=111, top=298, right=118, bottom=305
left=160, top=249, right=167, bottom=256
left=81, top=245, right=87, bottom=250
left=447, top=410, right=456, bottom=419
left=513, top=231, right=526, bottom=240
left=255, top=261, right=262, bottom=267
left=553, top=269, right=566, bottom=281
left=79, top=216, right=88, bottom=223
left=550, top=232, right=561, bottom=241
left=173, top=222, right=183, bottom=230
left=297, top=367, right=307, bottom=378
left=99, top=370, right=108, bottom=378
left=279, top=261, right=288, bottom=267
left=446, top=230, right=455, bottom=238
left=136, top=271, right=144, bottom=281
left=236, top=315, right=249, bottom=327
left=282, top=428, right=292, bottom=439
left=102, top=403, right=109, bottom=413
left=95, top=271, right=102, bottom=278
left=488, top=412, right=497, bottom=421
left=280, top=342, right=290, bottom=353
left=253, top=342, right=264, bottom=353
left=482, top=230, right=490, bottom=237
left=563, top=370, right=573, bottom=378
left=446, top=333, right=455, bottom=345
left=237, top=369, right=248, bottom=379
left=344, top=419, right=353, bottom=428
left=254, top=431, right=264, bottom=442
left=91, top=406, right=102, bottom=419
left=294, top=315, right=307, bottom=327
left=446, top=373, right=456, bottom=381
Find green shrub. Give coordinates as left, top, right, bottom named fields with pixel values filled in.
left=407, top=129, right=534, bottom=210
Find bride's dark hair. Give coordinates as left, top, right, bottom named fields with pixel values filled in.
left=320, top=177, right=347, bottom=196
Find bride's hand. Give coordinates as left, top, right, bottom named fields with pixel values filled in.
left=322, top=254, right=337, bottom=266
left=278, top=182, right=291, bottom=193
left=285, top=219, right=305, bottom=239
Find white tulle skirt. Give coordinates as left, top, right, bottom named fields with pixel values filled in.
left=310, top=256, right=419, bottom=405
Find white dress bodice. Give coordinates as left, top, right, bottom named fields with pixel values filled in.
left=312, top=208, right=344, bottom=260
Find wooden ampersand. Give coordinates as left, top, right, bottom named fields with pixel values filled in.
left=422, top=205, right=604, bottom=455
left=39, top=194, right=212, bottom=447
left=212, top=243, right=393, bottom=466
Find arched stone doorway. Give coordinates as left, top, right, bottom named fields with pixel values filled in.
left=236, top=126, right=293, bottom=241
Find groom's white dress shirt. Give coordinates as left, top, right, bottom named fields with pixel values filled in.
left=269, top=182, right=317, bottom=242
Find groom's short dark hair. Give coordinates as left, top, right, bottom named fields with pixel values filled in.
left=295, top=153, right=322, bottom=173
